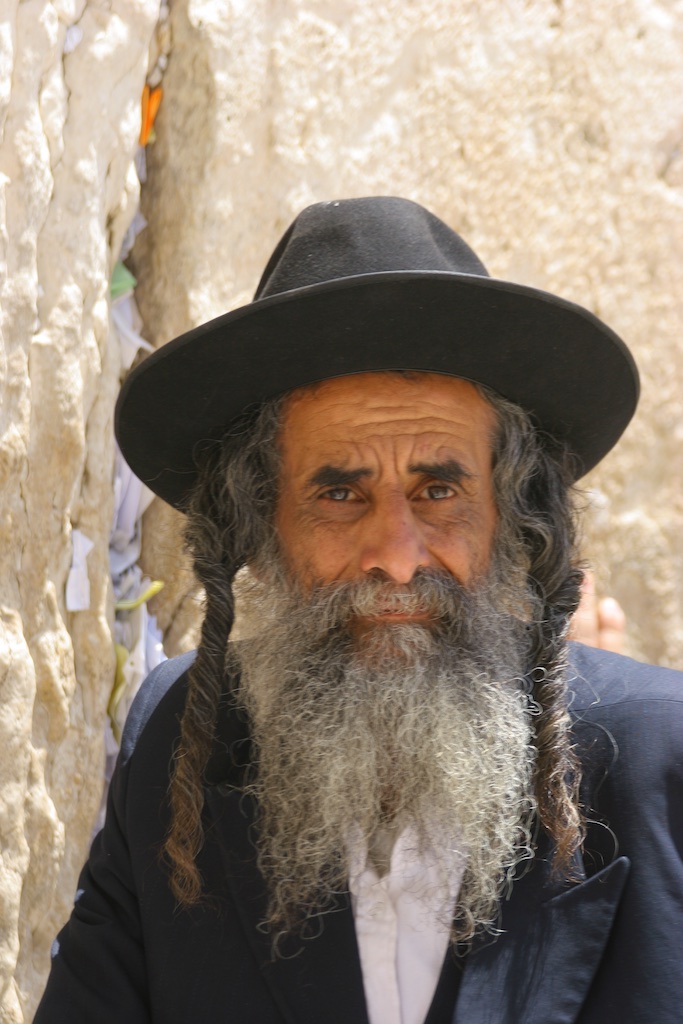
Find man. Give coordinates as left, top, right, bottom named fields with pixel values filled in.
left=36, top=198, right=683, bottom=1023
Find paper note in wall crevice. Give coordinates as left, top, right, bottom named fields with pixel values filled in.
left=66, top=529, right=95, bottom=611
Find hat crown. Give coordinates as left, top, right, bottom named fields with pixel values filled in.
left=255, top=197, right=489, bottom=299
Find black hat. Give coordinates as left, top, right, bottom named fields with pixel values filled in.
left=115, top=196, right=639, bottom=509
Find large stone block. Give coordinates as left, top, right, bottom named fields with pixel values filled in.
left=0, top=2, right=158, bottom=1018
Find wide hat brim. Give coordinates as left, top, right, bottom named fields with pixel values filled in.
left=116, top=269, right=639, bottom=510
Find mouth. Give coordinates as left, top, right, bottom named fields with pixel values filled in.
left=352, top=609, right=434, bottom=632
left=352, top=588, right=436, bottom=619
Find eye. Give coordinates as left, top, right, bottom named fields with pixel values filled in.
left=321, top=486, right=354, bottom=501
left=419, top=483, right=456, bottom=500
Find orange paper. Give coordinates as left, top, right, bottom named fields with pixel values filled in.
left=140, top=84, right=163, bottom=146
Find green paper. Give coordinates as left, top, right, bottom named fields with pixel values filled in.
left=111, top=261, right=137, bottom=299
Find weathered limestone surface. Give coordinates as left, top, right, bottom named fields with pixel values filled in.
left=0, top=2, right=158, bottom=1019
left=134, top=0, right=683, bottom=670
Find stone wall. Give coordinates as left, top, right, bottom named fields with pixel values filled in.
left=0, top=3, right=158, bottom=1020
left=2, top=0, right=683, bottom=1017
left=134, top=0, right=683, bottom=670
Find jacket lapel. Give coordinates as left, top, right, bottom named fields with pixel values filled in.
left=205, top=784, right=370, bottom=1024
left=454, top=853, right=630, bottom=1024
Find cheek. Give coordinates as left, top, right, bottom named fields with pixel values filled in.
left=275, top=500, right=344, bottom=584
left=274, top=493, right=299, bottom=565
left=297, top=534, right=353, bottom=585
left=431, top=504, right=497, bottom=578
left=474, top=502, right=498, bottom=571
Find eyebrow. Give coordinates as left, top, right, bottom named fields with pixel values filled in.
left=307, top=465, right=373, bottom=488
left=407, top=459, right=473, bottom=485
left=306, top=459, right=472, bottom=488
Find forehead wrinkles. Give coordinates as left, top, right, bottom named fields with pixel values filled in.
left=319, top=411, right=476, bottom=441
left=280, top=426, right=487, bottom=488
left=300, top=437, right=476, bottom=479
left=286, top=387, right=478, bottom=423
left=275, top=377, right=501, bottom=504
left=280, top=382, right=498, bottom=448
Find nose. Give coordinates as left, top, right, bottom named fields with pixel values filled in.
left=357, top=495, right=430, bottom=584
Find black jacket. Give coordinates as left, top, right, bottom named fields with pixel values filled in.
left=35, top=644, right=683, bottom=1023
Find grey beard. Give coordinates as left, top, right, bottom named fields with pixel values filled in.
left=234, top=565, right=539, bottom=944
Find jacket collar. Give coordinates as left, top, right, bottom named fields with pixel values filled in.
left=453, top=844, right=629, bottom=1023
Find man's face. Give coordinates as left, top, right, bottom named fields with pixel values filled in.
left=239, top=375, right=534, bottom=941
left=275, top=372, right=498, bottom=622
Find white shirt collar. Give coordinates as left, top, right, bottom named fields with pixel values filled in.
left=348, top=825, right=467, bottom=1024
